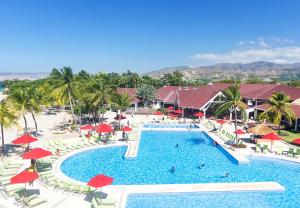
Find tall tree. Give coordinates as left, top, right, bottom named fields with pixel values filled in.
left=215, top=84, right=247, bottom=144
left=0, top=100, right=17, bottom=154
left=50, top=67, right=77, bottom=123
left=136, top=84, right=156, bottom=107
left=8, top=88, right=32, bottom=133
left=111, top=93, right=132, bottom=129
left=260, top=92, right=295, bottom=133
left=83, top=77, right=115, bottom=124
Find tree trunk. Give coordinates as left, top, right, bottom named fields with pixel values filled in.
left=68, top=89, right=76, bottom=124
left=31, top=112, right=38, bottom=136
left=23, top=114, right=28, bottom=133
left=1, top=124, right=4, bottom=155
left=278, top=124, right=281, bottom=134
left=234, top=107, right=238, bottom=145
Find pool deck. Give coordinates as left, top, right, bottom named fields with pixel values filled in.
left=200, top=124, right=250, bottom=164
left=117, top=182, right=285, bottom=208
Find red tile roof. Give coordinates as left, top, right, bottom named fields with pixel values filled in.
left=240, top=84, right=300, bottom=101
left=117, top=88, right=139, bottom=103
left=177, top=84, right=230, bottom=109
left=156, top=86, right=181, bottom=102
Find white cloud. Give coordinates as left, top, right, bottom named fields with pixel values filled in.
left=191, top=47, right=300, bottom=64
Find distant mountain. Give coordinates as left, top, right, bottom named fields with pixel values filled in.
left=145, top=61, right=300, bottom=80
left=0, top=72, right=48, bottom=81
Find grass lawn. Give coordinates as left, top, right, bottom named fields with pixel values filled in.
left=275, top=130, right=300, bottom=143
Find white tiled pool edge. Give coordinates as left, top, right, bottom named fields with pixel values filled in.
left=117, top=182, right=285, bottom=208
left=200, top=124, right=250, bottom=164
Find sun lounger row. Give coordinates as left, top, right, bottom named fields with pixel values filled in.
left=14, top=190, right=47, bottom=207
left=91, top=194, right=117, bottom=208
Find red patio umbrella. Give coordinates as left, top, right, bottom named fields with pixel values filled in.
left=234, top=129, right=246, bottom=135
left=261, top=132, right=282, bottom=151
left=292, top=138, right=300, bottom=145
left=216, top=119, right=226, bottom=125
left=10, top=170, right=39, bottom=184
left=87, top=174, right=114, bottom=188
left=262, top=132, right=282, bottom=141
left=12, top=134, right=38, bottom=145
left=174, top=109, right=183, bottom=114
left=96, top=123, right=113, bottom=133
left=80, top=124, right=94, bottom=130
left=166, top=106, right=174, bottom=111
left=23, top=148, right=52, bottom=159
left=154, top=111, right=163, bottom=116
left=121, top=126, right=132, bottom=132
left=194, top=112, right=204, bottom=117
left=114, top=114, right=127, bottom=120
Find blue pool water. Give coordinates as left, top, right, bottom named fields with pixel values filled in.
left=60, top=130, right=300, bottom=208
left=143, top=123, right=199, bottom=128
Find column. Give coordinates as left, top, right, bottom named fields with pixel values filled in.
left=295, top=118, right=298, bottom=131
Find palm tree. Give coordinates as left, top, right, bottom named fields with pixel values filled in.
left=215, top=84, right=247, bottom=144
left=8, top=88, right=32, bottom=133
left=136, top=84, right=156, bottom=107
left=83, top=77, right=115, bottom=124
left=260, top=92, right=295, bottom=134
left=111, top=93, right=132, bottom=129
left=50, top=67, right=77, bottom=123
left=0, top=100, right=17, bottom=154
left=28, top=87, right=44, bottom=135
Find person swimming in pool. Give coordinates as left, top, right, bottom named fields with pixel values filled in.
left=224, top=172, right=229, bottom=178
left=197, top=163, right=205, bottom=169
left=175, top=144, right=179, bottom=148
left=170, top=166, right=176, bottom=173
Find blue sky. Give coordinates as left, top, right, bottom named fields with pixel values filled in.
left=0, top=0, right=300, bottom=73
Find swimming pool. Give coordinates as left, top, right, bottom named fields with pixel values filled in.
left=142, top=123, right=199, bottom=129
left=126, top=191, right=291, bottom=208
left=60, top=130, right=300, bottom=207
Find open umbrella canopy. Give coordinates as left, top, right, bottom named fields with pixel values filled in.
left=154, top=111, right=163, bottom=116
left=96, top=123, right=113, bottom=133
left=80, top=124, right=94, bottom=130
left=12, top=134, right=38, bottom=145
left=121, top=126, right=132, bottom=132
left=23, top=148, right=52, bottom=159
left=261, top=132, right=282, bottom=141
left=87, top=174, right=114, bottom=188
left=174, top=109, right=183, bottom=114
left=216, top=119, right=226, bottom=125
left=292, top=138, right=300, bottom=145
left=247, top=124, right=276, bottom=136
left=166, top=106, right=174, bottom=111
left=10, top=170, right=39, bottom=184
left=114, top=114, right=127, bottom=120
left=234, top=129, right=246, bottom=134
left=194, top=112, right=204, bottom=117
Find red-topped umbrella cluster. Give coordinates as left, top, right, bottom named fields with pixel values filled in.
left=193, top=112, right=204, bottom=117
left=234, top=129, right=246, bottom=135
left=12, top=134, right=38, bottom=145
left=166, top=106, right=174, bottom=111
left=154, top=111, right=163, bottom=116
left=121, top=126, right=132, bottom=132
left=10, top=170, right=39, bottom=184
left=23, top=148, right=52, bottom=159
left=80, top=124, right=94, bottom=130
left=174, top=109, right=183, bottom=114
left=87, top=174, right=114, bottom=188
left=96, top=123, right=113, bottom=133
left=216, top=119, right=226, bottom=125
